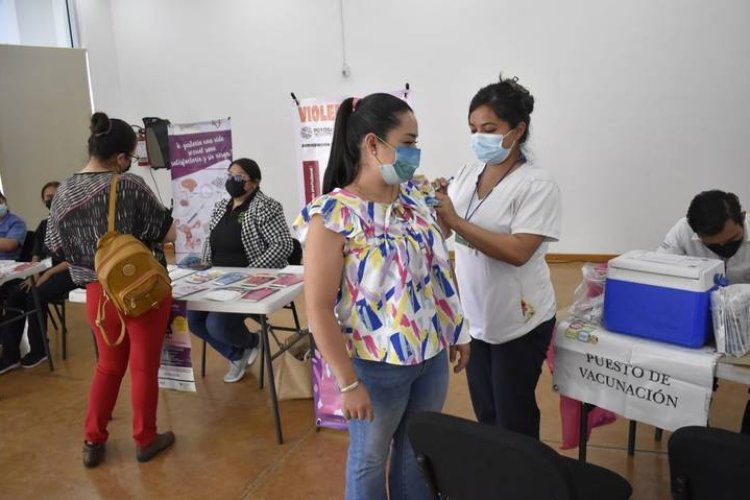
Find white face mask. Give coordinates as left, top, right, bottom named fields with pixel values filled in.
left=471, top=130, right=516, bottom=165
left=0, top=203, right=7, bottom=218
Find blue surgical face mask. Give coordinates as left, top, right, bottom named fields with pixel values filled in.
left=376, top=137, right=421, bottom=185
left=471, top=130, right=515, bottom=165
left=0, top=204, right=7, bottom=218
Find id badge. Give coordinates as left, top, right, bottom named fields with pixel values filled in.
left=455, top=233, right=473, bottom=249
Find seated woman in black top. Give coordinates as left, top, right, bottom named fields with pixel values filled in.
left=0, top=181, right=78, bottom=374
left=188, top=158, right=293, bottom=383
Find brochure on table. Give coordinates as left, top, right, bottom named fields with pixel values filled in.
left=0, top=259, right=50, bottom=282
left=170, top=268, right=303, bottom=303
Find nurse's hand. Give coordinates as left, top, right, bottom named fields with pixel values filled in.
left=450, top=344, right=470, bottom=373
left=342, top=384, right=374, bottom=421
left=434, top=192, right=460, bottom=228
left=432, top=177, right=450, bottom=194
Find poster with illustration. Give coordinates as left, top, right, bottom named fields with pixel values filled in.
left=169, top=118, right=232, bottom=262
left=158, top=301, right=197, bottom=392
left=292, top=89, right=411, bottom=209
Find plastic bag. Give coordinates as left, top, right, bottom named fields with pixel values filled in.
left=249, top=331, right=313, bottom=400
left=711, top=284, right=750, bottom=356
left=568, top=263, right=608, bottom=324
left=312, top=348, right=348, bottom=431
left=546, top=326, right=618, bottom=449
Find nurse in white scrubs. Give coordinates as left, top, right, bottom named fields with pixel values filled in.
left=434, top=76, right=562, bottom=439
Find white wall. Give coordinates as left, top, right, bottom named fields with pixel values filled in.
left=74, top=0, right=750, bottom=253
left=0, top=45, right=92, bottom=226
left=0, top=0, right=71, bottom=47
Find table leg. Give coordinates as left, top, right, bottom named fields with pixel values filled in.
left=258, top=328, right=265, bottom=390
left=261, top=314, right=283, bottom=444
left=628, top=420, right=637, bottom=456
left=579, top=402, right=592, bottom=462
left=201, top=340, right=206, bottom=378
left=30, top=277, right=54, bottom=371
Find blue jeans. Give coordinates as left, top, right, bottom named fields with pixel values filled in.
left=345, top=349, right=448, bottom=500
left=187, top=311, right=259, bottom=361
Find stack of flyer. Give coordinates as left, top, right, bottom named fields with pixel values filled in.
left=233, top=272, right=304, bottom=302
left=171, top=270, right=224, bottom=299
left=172, top=270, right=303, bottom=302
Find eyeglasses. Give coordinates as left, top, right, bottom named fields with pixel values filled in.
left=126, top=154, right=138, bottom=164
left=226, top=173, right=250, bottom=183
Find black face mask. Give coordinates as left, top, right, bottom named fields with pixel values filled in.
left=225, top=178, right=247, bottom=198
left=45, top=199, right=53, bottom=210
left=707, top=239, right=743, bottom=259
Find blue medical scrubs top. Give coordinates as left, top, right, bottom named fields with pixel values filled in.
left=0, top=212, right=28, bottom=260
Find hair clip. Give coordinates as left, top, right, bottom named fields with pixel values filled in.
left=352, top=97, right=360, bottom=112
left=95, top=122, right=113, bottom=137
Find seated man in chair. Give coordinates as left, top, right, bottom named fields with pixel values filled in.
left=658, top=189, right=750, bottom=434
left=0, top=182, right=77, bottom=374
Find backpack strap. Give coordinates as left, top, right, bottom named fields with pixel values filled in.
left=95, top=291, right=127, bottom=347
left=107, top=174, right=120, bottom=233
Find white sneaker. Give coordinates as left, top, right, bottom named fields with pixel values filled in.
left=223, top=348, right=257, bottom=383
left=0, top=360, right=21, bottom=375
left=246, top=347, right=259, bottom=366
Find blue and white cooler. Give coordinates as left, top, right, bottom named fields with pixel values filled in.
left=603, top=250, right=725, bottom=347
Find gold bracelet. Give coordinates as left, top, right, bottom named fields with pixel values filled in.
left=339, top=379, right=361, bottom=393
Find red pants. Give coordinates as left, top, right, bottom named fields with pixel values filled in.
left=84, top=282, right=171, bottom=447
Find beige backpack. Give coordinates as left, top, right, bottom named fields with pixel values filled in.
left=94, top=175, right=172, bottom=346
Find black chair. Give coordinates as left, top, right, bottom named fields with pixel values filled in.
left=407, top=412, right=632, bottom=500
left=18, top=230, right=35, bottom=262
left=1, top=230, right=56, bottom=370
left=17, top=230, right=68, bottom=356
left=279, top=238, right=304, bottom=338
left=288, top=238, right=303, bottom=266
left=669, top=426, right=750, bottom=500
left=47, top=297, right=69, bottom=359
left=200, top=238, right=306, bottom=379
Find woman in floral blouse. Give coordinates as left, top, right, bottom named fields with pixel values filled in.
left=295, top=93, right=469, bottom=500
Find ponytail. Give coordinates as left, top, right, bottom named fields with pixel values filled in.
left=323, top=97, right=356, bottom=193
left=322, top=93, right=413, bottom=194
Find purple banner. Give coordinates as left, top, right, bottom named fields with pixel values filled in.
left=169, top=130, right=232, bottom=180
left=169, top=119, right=233, bottom=260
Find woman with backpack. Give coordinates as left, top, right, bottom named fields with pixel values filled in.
left=46, top=112, right=177, bottom=468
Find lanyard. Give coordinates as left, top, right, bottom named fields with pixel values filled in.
left=463, top=159, right=525, bottom=222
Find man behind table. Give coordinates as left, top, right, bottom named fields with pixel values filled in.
left=658, top=189, right=750, bottom=433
